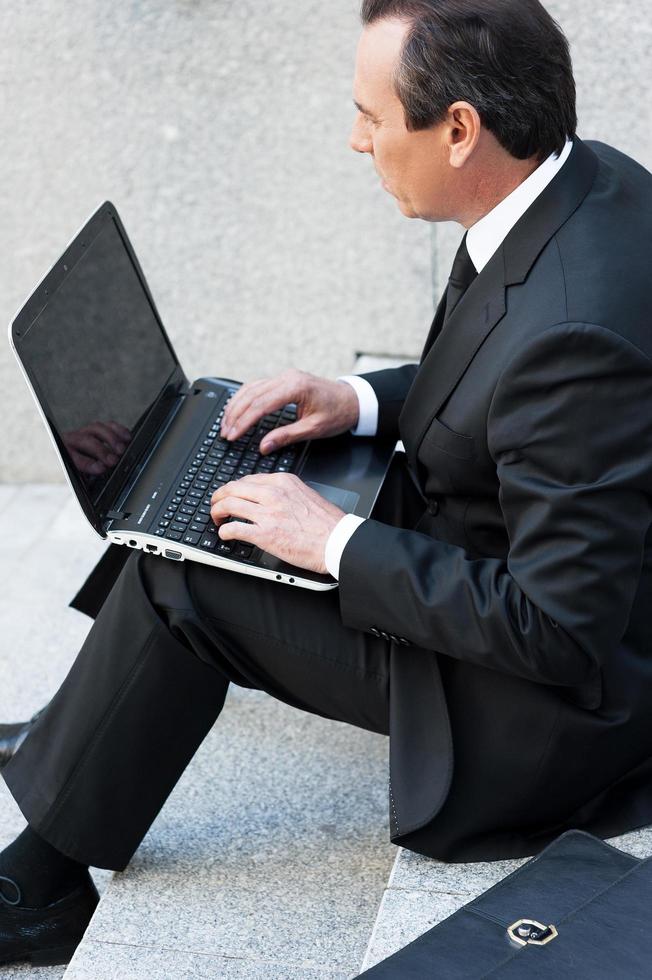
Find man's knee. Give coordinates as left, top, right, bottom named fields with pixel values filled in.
left=135, top=550, right=195, bottom=617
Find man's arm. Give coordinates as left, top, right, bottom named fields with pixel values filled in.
left=336, top=323, right=652, bottom=704
left=335, top=375, right=379, bottom=436
left=351, top=364, right=419, bottom=439
left=211, top=362, right=420, bottom=576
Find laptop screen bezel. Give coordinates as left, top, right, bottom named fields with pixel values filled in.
left=10, top=202, right=189, bottom=538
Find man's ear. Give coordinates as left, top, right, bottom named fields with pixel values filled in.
left=444, top=102, right=482, bottom=168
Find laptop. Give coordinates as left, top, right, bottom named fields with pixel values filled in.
left=9, top=202, right=395, bottom=590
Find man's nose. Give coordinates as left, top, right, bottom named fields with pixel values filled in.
left=349, top=114, right=372, bottom=154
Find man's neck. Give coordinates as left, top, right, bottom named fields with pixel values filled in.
left=462, top=139, right=573, bottom=273
left=458, top=150, right=542, bottom=229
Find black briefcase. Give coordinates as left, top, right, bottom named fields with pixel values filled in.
left=358, top=829, right=652, bottom=978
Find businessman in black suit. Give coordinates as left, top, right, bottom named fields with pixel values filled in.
left=2, top=0, right=652, bottom=966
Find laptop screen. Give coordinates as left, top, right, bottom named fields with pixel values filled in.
left=16, top=214, right=179, bottom=507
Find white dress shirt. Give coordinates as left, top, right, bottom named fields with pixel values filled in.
left=325, top=139, right=574, bottom=579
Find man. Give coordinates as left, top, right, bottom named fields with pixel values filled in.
left=2, top=0, right=652, bottom=967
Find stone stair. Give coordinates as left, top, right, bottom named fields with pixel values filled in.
left=63, top=686, right=394, bottom=979
left=0, top=484, right=109, bottom=980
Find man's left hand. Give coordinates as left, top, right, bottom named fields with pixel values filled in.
left=210, top=474, right=345, bottom=575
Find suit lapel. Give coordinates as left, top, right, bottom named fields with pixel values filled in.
left=502, top=137, right=599, bottom=284
left=419, top=287, right=448, bottom=362
left=399, top=138, right=599, bottom=465
left=400, top=247, right=507, bottom=462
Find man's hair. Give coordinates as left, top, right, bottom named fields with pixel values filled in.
left=360, top=0, right=577, bottom=160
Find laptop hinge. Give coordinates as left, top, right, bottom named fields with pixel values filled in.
left=97, top=387, right=189, bottom=535
left=106, top=508, right=130, bottom=521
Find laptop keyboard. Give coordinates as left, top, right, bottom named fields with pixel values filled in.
left=154, top=394, right=300, bottom=560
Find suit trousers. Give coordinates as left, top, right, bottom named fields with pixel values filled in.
left=3, top=454, right=423, bottom=870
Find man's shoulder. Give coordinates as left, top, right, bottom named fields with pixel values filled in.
left=557, top=137, right=651, bottom=250
left=546, top=139, right=652, bottom=352
left=583, top=138, right=652, bottom=183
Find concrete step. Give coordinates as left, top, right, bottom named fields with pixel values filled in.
left=63, top=685, right=393, bottom=979
left=0, top=485, right=111, bottom=980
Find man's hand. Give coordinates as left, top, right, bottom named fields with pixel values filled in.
left=220, top=369, right=359, bottom=454
left=210, top=473, right=345, bottom=575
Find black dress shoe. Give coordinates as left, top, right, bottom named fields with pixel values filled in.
left=0, top=708, right=45, bottom=769
left=0, top=872, right=99, bottom=966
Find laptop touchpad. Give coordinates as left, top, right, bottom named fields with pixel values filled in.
left=306, top=481, right=360, bottom=514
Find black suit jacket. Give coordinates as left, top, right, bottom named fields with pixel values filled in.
left=338, top=137, right=652, bottom=860
left=72, top=138, right=652, bottom=862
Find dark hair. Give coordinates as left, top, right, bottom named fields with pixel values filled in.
left=360, top=0, right=576, bottom=160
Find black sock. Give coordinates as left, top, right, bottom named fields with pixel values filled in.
left=0, top=825, right=88, bottom=908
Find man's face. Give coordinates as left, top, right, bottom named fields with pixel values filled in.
left=350, top=18, right=454, bottom=221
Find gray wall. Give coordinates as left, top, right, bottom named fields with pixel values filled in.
left=1, top=0, right=432, bottom=481
left=2, top=1, right=650, bottom=481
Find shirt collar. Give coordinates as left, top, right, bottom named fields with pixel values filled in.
left=466, top=139, right=574, bottom=273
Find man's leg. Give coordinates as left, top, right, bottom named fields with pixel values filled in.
left=0, top=553, right=230, bottom=965
left=4, top=550, right=229, bottom=871
left=0, top=453, right=418, bottom=770
left=4, top=529, right=393, bottom=874
left=0, top=453, right=414, bottom=964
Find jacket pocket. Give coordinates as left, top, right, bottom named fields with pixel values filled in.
left=422, top=417, right=476, bottom=460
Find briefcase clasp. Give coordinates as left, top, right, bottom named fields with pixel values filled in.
left=507, top=918, right=558, bottom=947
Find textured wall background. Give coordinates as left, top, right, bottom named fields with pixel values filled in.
left=1, top=0, right=432, bottom=481
left=1, top=0, right=650, bottom=481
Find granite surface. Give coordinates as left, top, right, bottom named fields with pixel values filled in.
left=63, top=682, right=393, bottom=977
left=386, top=847, right=526, bottom=897
left=0, top=486, right=114, bottom=979
left=65, top=941, right=348, bottom=980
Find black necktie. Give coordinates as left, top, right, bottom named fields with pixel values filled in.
left=444, top=234, right=478, bottom=322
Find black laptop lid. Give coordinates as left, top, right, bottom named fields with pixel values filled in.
left=11, top=202, right=188, bottom=536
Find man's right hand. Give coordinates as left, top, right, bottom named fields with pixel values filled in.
left=220, top=369, right=360, bottom=454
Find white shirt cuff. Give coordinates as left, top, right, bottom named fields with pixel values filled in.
left=324, top=514, right=366, bottom=580
left=337, top=375, right=379, bottom=437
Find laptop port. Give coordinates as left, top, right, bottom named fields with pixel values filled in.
left=128, top=539, right=137, bottom=547
left=164, top=549, right=183, bottom=560
left=146, top=544, right=157, bottom=553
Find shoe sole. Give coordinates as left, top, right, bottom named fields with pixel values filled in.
left=0, top=943, right=78, bottom=966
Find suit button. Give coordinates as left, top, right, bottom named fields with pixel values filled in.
left=427, top=498, right=440, bottom=516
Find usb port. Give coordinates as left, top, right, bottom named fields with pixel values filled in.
left=146, top=544, right=158, bottom=553
left=164, top=549, right=183, bottom=560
